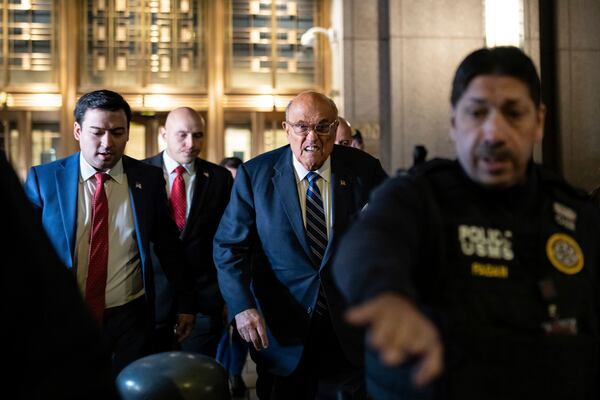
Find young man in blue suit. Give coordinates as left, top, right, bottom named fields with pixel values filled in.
left=214, top=91, right=388, bottom=399
left=24, top=90, right=195, bottom=372
left=145, top=107, right=233, bottom=356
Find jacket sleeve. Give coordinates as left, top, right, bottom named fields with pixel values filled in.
left=24, top=167, right=43, bottom=212
left=213, top=163, right=258, bottom=319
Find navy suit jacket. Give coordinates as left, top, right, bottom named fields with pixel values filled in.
left=145, top=153, right=233, bottom=323
left=213, top=145, right=387, bottom=375
left=24, top=153, right=194, bottom=324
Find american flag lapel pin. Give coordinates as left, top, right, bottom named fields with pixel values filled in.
left=135, top=182, right=142, bottom=190
left=340, top=179, right=347, bottom=187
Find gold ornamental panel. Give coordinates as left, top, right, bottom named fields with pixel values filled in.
left=227, top=0, right=322, bottom=92
left=81, top=0, right=206, bottom=91
left=0, top=0, right=58, bottom=88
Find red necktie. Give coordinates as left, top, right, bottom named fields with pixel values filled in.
left=170, top=165, right=187, bottom=231
left=85, top=172, right=109, bottom=325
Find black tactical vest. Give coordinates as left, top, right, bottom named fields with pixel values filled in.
left=407, top=159, right=600, bottom=400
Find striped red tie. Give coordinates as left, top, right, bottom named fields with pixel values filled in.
left=85, top=172, right=109, bottom=325
left=170, top=165, right=187, bottom=231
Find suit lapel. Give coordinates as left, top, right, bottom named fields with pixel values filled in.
left=321, top=152, right=353, bottom=269
left=123, top=156, right=148, bottom=265
left=146, top=153, right=206, bottom=239
left=273, top=150, right=313, bottom=260
left=55, top=153, right=80, bottom=264
left=184, top=158, right=210, bottom=238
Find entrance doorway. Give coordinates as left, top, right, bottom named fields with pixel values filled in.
left=0, top=110, right=60, bottom=180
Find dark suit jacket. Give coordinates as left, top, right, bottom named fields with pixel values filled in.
left=213, top=144, right=387, bottom=375
left=144, top=153, right=233, bottom=322
left=1, top=151, right=116, bottom=399
left=23, top=152, right=194, bottom=326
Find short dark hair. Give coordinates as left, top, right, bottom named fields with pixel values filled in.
left=220, top=157, right=243, bottom=169
left=74, top=90, right=132, bottom=127
left=450, top=46, right=541, bottom=107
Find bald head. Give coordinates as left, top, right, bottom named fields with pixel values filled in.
left=161, top=107, right=205, bottom=165
left=335, top=117, right=353, bottom=146
left=165, top=107, right=204, bottom=129
left=285, top=91, right=338, bottom=122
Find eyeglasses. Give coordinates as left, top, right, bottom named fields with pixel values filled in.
left=285, top=120, right=338, bottom=136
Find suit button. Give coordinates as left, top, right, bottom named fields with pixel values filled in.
left=307, top=307, right=312, bottom=314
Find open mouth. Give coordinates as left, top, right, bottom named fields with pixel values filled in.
left=303, top=145, right=321, bottom=152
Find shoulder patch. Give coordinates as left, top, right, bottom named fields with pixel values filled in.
left=553, top=201, right=577, bottom=231
left=546, top=233, right=584, bottom=275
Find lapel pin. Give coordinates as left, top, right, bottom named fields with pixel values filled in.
left=203, top=171, right=209, bottom=178
left=135, top=182, right=142, bottom=190
left=340, top=179, right=347, bottom=187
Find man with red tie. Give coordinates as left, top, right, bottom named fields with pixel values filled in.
left=24, top=90, right=195, bottom=372
left=145, top=107, right=233, bottom=356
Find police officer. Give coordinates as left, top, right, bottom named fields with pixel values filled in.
left=332, top=46, right=600, bottom=399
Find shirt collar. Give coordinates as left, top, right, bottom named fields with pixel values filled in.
left=163, top=150, right=195, bottom=175
left=291, top=149, right=331, bottom=184
left=79, top=154, right=124, bottom=184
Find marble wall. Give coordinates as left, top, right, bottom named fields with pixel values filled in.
left=387, top=0, right=486, bottom=172
left=339, top=0, right=599, bottom=183
left=556, top=0, right=600, bottom=191
left=339, top=0, right=384, bottom=160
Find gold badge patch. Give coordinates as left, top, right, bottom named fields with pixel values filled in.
left=546, top=233, right=584, bottom=275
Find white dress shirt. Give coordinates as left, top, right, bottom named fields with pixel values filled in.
left=162, top=151, right=196, bottom=219
left=292, top=152, right=332, bottom=239
left=74, top=156, right=144, bottom=308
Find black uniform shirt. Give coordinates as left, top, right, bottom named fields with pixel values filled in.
left=333, top=159, right=600, bottom=399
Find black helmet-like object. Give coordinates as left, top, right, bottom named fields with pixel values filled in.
left=117, top=351, right=230, bottom=400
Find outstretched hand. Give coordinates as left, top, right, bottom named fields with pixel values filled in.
left=346, top=292, right=443, bottom=386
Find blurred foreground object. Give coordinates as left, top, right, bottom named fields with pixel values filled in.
left=117, top=351, right=230, bottom=400
left=1, top=150, right=115, bottom=399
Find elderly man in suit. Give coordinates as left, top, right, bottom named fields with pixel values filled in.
left=24, top=90, right=195, bottom=372
left=145, top=107, right=233, bottom=356
left=214, top=91, right=387, bottom=399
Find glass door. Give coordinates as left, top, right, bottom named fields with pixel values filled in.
left=0, top=113, right=20, bottom=168
left=0, top=111, right=28, bottom=180
left=223, top=110, right=285, bottom=161
left=0, top=110, right=60, bottom=180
